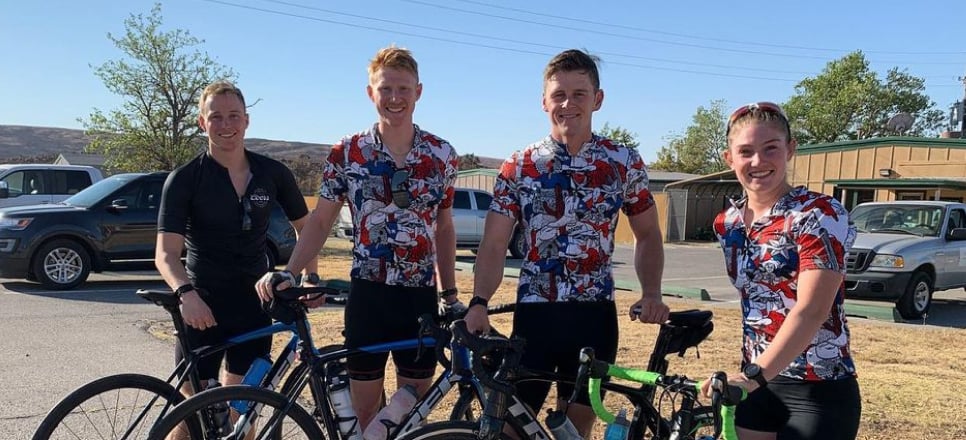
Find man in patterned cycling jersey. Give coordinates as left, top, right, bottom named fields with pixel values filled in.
left=256, top=45, right=460, bottom=431
left=463, top=49, right=669, bottom=438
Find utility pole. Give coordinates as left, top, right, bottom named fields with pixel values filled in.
left=961, top=73, right=966, bottom=138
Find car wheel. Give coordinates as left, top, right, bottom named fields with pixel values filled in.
left=33, top=239, right=91, bottom=290
left=508, top=230, right=527, bottom=259
left=897, top=271, right=932, bottom=320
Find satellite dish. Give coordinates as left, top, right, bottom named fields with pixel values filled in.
left=886, top=113, right=915, bottom=135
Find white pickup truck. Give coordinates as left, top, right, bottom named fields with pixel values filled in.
left=846, top=201, right=966, bottom=319
left=0, top=164, right=104, bottom=208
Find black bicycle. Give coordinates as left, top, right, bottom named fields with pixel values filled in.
left=142, top=284, right=516, bottom=440
left=32, top=283, right=348, bottom=440
left=396, top=309, right=745, bottom=440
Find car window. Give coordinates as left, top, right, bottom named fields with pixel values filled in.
left=473, top=192, right=492, bottom=212
left=111, top=182, right=141, bottom=208
left=949, top=209, right=966, bottom=231
left=0, top=171, right=26, bottom=197
left=452, top=190, right=471, bottom=210
left=137, top=181, right=164, bottom=209
left=50, top=170, right=94, bottom=195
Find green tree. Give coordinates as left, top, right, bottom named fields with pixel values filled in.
left=783, top=51, right=944, bottom=144
left=82, top=3, right=235, bottom=172
left=280, top=154, right=322, bottom=195
left=458, top=153, right=482, bottom=170
left=651, top=99, right=728, bottom=174
left=597, top=122, right=639, bottom=149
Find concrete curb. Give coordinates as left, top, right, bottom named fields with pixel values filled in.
left=455, top=260, right=711, bottom=301
left=843, top=301, right=903, bottom=323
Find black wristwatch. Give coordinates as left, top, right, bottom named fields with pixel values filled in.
left=439, top=287, right=459, bottom=299
left=468, top=296, right=489, bottom=309
left=173, top=283, right=195, bottom=297
left=743, top=363, right=768, bottom=388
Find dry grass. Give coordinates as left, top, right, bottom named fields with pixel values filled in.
left=156, top=237, right=966, bottom=439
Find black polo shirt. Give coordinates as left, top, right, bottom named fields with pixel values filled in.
left=158, top=151, right=308, bottom=284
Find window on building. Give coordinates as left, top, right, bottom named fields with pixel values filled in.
left=836, top=187, right=875, bottom=211
left=897, top=191, right=925, bottom=201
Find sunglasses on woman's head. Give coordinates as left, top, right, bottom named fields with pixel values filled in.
left=391, top=169, right=411, bottom=209
left=726, top=102, right=790, bottom=137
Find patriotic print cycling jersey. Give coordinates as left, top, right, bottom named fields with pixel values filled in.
left=714, top=187, right=857, bottom=381
left=491, top=135, right=654, bottom=303
left=320, top=124, right=458, bottom=287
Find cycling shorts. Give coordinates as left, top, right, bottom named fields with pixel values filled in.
left=736, top=375, right=861, bottom=440
left=511, top=300, right=618, bottom=410
left=343, top=278, right=438, bottom=381
left=175, top=275, right=272, bottom=380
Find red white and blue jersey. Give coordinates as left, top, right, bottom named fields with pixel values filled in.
left=714, top=187, right=857, bottom=381
left=491, top=135, right=654, bottom=303
left=320, top=124, right=458, bottom=287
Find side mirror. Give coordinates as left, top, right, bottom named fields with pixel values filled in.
left=110, top=199, right=129, bottom=211
left=0, top=181, right=8, bottom=199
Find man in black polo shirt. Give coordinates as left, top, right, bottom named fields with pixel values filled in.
left=155, top=80, right=314, bottom=395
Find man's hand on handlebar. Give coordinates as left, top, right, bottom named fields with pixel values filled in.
left=255, top=270, right=298, bottom=303
left=463, top=304, right=490, bottom=335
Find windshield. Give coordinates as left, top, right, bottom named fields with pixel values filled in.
left=850, top=204, right=944, bottom=237
left=63, top=174, right=143, bottom=208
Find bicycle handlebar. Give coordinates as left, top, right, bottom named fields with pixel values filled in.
left=579, top=348, right=746, bottom=440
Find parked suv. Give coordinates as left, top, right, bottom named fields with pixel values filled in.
left=0, top=172, right=297, bottom=290
left=0, top=164, right=104, bottom=208
left=846, top=201, right=966, bottom=319
left=335, top=187, right=526, bottom=259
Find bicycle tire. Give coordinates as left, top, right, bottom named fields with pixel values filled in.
left=395, top=421, right=514, bottom=440
left=32, top=373, right=187, bottom=440
left=146, top=385, right=324, bottom=440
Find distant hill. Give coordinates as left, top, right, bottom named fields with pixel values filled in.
left=0, top=125, right=502, bottom=167
left=0, top=125, right=331, bottom=162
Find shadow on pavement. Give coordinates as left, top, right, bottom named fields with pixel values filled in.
left=2, top=279, right=168, bottom=305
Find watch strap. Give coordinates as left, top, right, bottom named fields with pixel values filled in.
left=468, top=296, right=489, bottom=309
left=744, top=363, right=768, bottom=388
left=439, top=288, right=458, bottom=299
left=173, top=284, right=195, bottom=297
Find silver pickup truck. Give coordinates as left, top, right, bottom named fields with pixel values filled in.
left=846, top=201, right=966, bottom=319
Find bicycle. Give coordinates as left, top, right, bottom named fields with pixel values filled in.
left=31, top=283, right=347, bottom=440
left=396, top=309, right=745, bottom=440
left=142, top=283, right=516, bottom=440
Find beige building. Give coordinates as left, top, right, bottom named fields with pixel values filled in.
left=790, top=136, right=966, bottom=209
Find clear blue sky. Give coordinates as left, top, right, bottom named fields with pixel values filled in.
left=2, top=0, right=964, bottom=163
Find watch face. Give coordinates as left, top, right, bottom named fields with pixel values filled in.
left=744, top=363, right=761, bottom=377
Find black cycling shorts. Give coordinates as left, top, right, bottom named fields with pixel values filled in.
left=736, top=375, right=861, bottom=440
left=511, top=301, right=618, bottom=411
left=175, top=275, right=272, bottom=380
left=343, top=278, right=438, bottom=381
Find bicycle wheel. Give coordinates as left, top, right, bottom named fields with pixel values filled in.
left=32, top=373, right=185, bottom=440
left=395, top=421, right=513, bottom=440
left=146, top=385, right=323, bottom=440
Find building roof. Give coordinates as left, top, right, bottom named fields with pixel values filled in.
left=797, top=136, right=966, bottom=154
left=649, top=171, right=699, bottom=183
left=826, top=178, right=966, bottom=190
left=55, top=152, right=106, bottom=167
